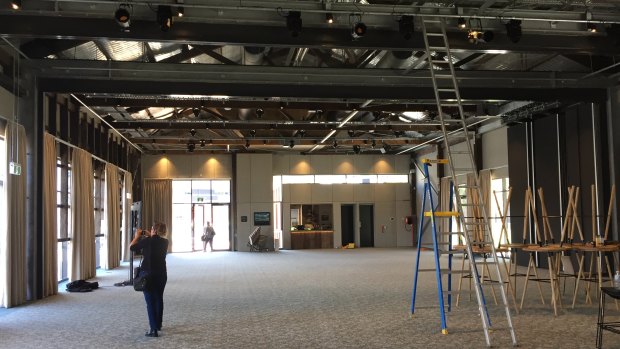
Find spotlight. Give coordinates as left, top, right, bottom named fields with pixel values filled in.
left=200, top=140, right=206, bottom=147
left=353, top=145, right=361, bottom=154
left=351, top=22, right=367, bottom=39
left=192, top=107, right=201, bottom=117
left=371, top=139, right=376, bottom=149
left=10, top=0, right=21, bottom=10
left=394, top=130, right=403, bottom=137
left=114, top=5, right=131, bottom=29
left=187, top=143, right=196, bottom=153
left=249, top=129, right=256, bottom=137
left=289, top=140, right=295, bottom=148
left=156, top=5, right=173, bottom=32
left=587, top=22, right=597, bottom=33
left=380, top=144, right=391, bottom=154
left=333, top=140, right=338, bottom=148
left=468, top=29, right=494, bottom=43
left=505, top=19, right=522, bottom=43
left=256, top=108, right=264, bottom=119
left=457, top=17, right=466, bottom=29
left=399, top=15, right=414, bottom=40
left=245, top=140, right=251, bottom=149
left=298, top=130, right=306, bottom=137
left=286, top=11, right=302, bottom=37
left=190, top=129, right=196, bottom=137
left=348, top=129, right=355, bottom=138
left=177, top=6, right=184, bottom=17
left=326, top=13, right=334, bottom=24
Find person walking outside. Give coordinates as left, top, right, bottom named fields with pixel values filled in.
left=130, top=222, right=169, bottom=338
left=202, top=221, right=216, bottom=252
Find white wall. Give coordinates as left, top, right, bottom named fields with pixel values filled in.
left=142, top=154, right=233, bottom=179
left=236, top=154, right=273, bottom=251
left=274, top=154, right=412, bottom=249
left=482, top=127, right=509, bottom=178
left=141, top=153, right=414, bottom=251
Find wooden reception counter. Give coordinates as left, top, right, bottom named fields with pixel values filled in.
left=290, top=230, right=334, bottom=249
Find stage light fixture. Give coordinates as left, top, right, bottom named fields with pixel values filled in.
left=200, top=140, right=206, bottom=147
left=333, top=140, right=338, bottom=148
left=245, top=140, right=251, bottom=149
left=299, top=130, right=306, bottom=137
left=399, top=15, right=414, bottom=40
left=289, top=140, right=295, bottom=148
left=326, top=13, right=334, bottom=24
left=348, top=129, right=355, bottom=138
left=190, top=129, right=196, bottom=137
left=505, top=19, right=522, bottom=43
left=187, top=142, right=196, bottom=153
left=457, top=17, right=466, bottom=29
left=587, top=22, right=597, bottom=33
left=351, top=22, right=367, bottom=39
left=192, top=107, right=201, bottom=117
left=157, top=5, right=173, bottom=32
left=114, top=5, right=131, bottom=29
left=256, top=108, right=264, bottom=119
left=286, top=11, right=302, bottom=37
left=353, top=145, right=361, bottom=154
left=371, top=139, right=376, bottom=149
left=468, top=29, right=494, bottom=44
left=177, top=6, right=184, bottom=17
left=250, top=129, right=256, bottom=137
left=10, top=0, right=21, bottom=10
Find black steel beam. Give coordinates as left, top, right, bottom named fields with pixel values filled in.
left=79, top=96, right=478, bottom=113
left=111, top=119, right=444, bottom=132
left=3, top=15, right=619, bottom=55
left=39, top=78, right=607, bottom=103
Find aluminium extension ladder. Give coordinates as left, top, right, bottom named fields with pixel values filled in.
left=410, top=17, right=518, bottom=347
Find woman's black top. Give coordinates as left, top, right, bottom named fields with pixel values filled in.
left=131, top=235, right=169, bottom=275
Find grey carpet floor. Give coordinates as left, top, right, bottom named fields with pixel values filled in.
left=0, top=248, right=618, bottom=349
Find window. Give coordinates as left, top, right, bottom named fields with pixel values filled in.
left=56, top=144, right=71, bottom=282
left=93, top=163, right=105, bottom=269
left=281, top=175, right=314, bottom=184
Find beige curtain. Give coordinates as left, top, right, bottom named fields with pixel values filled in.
left=104, top=163, right=120, bottom=270
left=70, top=148, right=95, bottom=281
left=1, top=123, right=27, bottom=308
left=143, top=179, right=172, bottom=250
left=43, top=133, right=58, bottom=297
left=121, top=172, right=132, bottom=262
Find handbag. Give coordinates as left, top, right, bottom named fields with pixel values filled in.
left=133, top=257, right=149, bottom=292
left=201, top=234, right=207, bottom=241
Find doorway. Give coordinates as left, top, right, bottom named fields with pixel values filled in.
left=359, top=204, right=374, bottom=247
left=193, top=203, right=230, bottom=251
left=341, top=204, right=355, bottom=246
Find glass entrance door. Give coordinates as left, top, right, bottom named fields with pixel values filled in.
left=171, top=179, right=231, bottom=253
left=211, top=204, right=230, bottom=250
left=192, top=204, right=212, bottom=251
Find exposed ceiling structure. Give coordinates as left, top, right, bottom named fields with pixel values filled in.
left=1, top=0, right=619, bottom=154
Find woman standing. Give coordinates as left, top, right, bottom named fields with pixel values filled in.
left=130, top=222, right=169, bottom=338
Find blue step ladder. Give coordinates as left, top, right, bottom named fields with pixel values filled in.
left=410, top=158, right=464, bottom=334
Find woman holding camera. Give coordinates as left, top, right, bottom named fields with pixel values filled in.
left=130, top=222, right=169, bottom=338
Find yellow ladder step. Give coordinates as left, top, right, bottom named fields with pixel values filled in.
left=424, top=211, right=460, bottom=217
left=422, top=158, right=449, bottom=164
